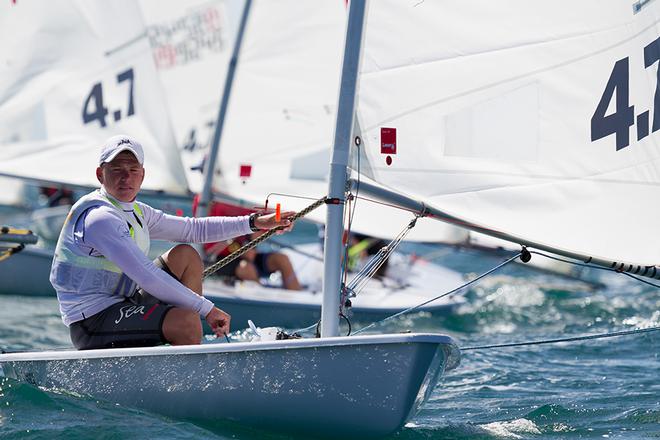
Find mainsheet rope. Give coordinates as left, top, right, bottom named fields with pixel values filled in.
left=463, top=326, right=660, bottom=351
left=202, top=196, right=328, bottom=279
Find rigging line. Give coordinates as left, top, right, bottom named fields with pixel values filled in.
left=352, top=252, right=522, bottom=335
left=202, top=197, right=327, bottom=278
left=265, top=192, right=321, bottom=203
left=350, top=233, right=405, bottom=291
left=528, top=250, right=660, bottom=289
left=268, top=238, right=323, bottom=262
left=354, top=194, right=422, bottom=215
left=345, top=145, right=362, bottom=263
left=463, top=326, right=660, bottom=351
left=340, top=144, right=362, bottom=310
left=346, top=219, right=414, bottom=294
left=292, top=321, right=319, bottom=335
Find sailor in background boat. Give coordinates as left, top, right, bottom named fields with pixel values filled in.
left=191, top=197, right=302, bottom=291
left=49, top=135, right=295, bottom=350
left=347, top=233, right=389, bottom=278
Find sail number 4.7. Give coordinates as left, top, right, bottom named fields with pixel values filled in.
left=81, top=68, right=135, bottom=128
left=591, top=37, right=660, bottom=150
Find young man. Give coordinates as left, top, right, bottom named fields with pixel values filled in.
left=50, top=135, right=294, bottom=350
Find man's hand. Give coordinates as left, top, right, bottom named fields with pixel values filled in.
left=255, top=210, right=296, bottom=232
left=205, top=307, right=231, bottom=337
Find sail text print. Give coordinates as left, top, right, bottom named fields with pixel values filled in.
left=591, top=36, right=660, bottom=151
left=82, top=68, right=135, bottom=128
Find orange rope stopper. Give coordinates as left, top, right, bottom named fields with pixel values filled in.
left=275, top=203, right=281, bottom=222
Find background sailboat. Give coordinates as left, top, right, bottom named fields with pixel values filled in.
left=0, top=0, right=196, bottom=296
left=0, top=0, right=188, bottom=194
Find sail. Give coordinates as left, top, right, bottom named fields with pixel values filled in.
left=138, top=0, right=243, bottom=194
left=210, top=0, right=343, bottom=208
left=351, top=0, right=660, bottom=265
left=0, top=0, right=188, bottom=194
left=197, top=0, right=466, bottom=242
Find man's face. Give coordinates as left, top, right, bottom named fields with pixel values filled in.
left=96, top=151, right=145, bottom=202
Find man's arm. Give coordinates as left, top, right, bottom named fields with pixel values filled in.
left=143, top=204, right=295, bottom=243
left=83, top=206, right=214, bottom=317
left=143, top=204, right=252, bottom=243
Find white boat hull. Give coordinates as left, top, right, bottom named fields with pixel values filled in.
left=0, top=334, right=460, bottom=437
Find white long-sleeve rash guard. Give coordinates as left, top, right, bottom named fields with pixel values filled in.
left=77, top=196, right=252, bottom=319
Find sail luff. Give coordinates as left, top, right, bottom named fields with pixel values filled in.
left=197, top=0, right=253, bottom=218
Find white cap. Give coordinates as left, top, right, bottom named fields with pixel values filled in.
left=99, top=135, right=144, bottom=165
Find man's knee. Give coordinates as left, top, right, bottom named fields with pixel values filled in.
left=163, top=308, right=202, bottom=345
left=164, top=244, right=203, bottom=276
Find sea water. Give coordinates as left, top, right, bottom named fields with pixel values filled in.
left=0, top=240, right=658, bottom=439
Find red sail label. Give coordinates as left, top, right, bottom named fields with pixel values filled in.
left=380, top=127, right=397, bottom=155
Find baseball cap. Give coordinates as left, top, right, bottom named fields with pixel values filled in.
left=99, top=135, right=144, bottom=165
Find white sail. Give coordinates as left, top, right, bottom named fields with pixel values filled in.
left=196, top=0, right=466, bottom=242
left=352, top=0, right=660, bottom=265
left=0, top=0, right=188, bottom=194
left=138, top=0, right=244, bottom=194
left=210, top=0, right=343, bottom=206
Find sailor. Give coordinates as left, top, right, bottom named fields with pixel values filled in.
left=50, top=135, right=294, bottom=350
left=347, top=233, right=389, bottom=278
left=191, top=197, right=302, bottom=291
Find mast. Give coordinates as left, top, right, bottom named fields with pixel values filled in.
left=320, top=0, right=367, bottom=338
left=197, top=0, right=253, bottom=217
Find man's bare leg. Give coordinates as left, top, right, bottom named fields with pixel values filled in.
left=266, top=253, right=302, bottom=291
left=235, top=259, right=260, bottom=282
left=160, top=244, right=204, bottom=345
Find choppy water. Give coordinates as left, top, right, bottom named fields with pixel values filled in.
left=0, top=242, right=658, bottom=439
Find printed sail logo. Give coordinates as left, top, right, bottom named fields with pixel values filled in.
left=148, top=6, right=227, bottom=69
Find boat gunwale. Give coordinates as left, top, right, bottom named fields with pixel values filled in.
left=0, top=333, right=458, bottom=362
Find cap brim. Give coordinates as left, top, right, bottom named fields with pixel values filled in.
left=100, top=147, right=143, bottom=165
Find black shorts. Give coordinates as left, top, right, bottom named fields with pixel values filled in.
left=69, top=257, right=177, bottom=350
left=254, top=252, right=275, bottom=278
